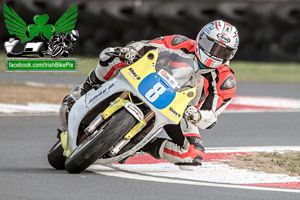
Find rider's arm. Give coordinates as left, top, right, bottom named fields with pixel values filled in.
left=194, top=65, right=237, bottom=129
left=95, top=41, right=156, bottom=81
left=63, top=41, right=152, bottom=103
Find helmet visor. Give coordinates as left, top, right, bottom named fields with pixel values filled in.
left=198, top=34, right=234, bottom=61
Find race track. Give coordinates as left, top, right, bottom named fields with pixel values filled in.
left=0, top=111, right=299, bottom=200
left=1, top=72, right=300, bottom=199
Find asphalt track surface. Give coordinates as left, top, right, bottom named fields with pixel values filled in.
left=1, top=73, right=300, bottom=199
left=0, top=111, right=299, bottom=200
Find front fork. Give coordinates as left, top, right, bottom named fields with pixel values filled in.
left=103, top=91, right=155, bottom=156
left=81, top=91, right=154, bottom=156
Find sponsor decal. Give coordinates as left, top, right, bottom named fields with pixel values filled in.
left=195, top=137, right=203, bottom=145
left=158, top=69, right=178, bottom=89
left=169, top=107, right=181, bottom=119
left=217, top=33, right=231, bottom=43
left=126, top=104, right=143, bottom=121
left=88, top=83, right=115, bottom=104
left=129, top=67, right=141, bottom=80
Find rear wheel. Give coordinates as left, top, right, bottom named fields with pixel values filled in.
left=47, top=141, right=66, bottom=170
left=65, top=109, right=136, bottom=174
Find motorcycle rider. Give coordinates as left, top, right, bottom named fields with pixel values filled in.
left=43, top=29, right=79, bottom=57
left=59, top=20, right=239, bottom=168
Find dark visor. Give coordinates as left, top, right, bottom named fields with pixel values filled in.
left=198, top=34, right=234, bottom=61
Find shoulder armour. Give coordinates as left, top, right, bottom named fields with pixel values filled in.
left=171, top=35, right=189, bottom=46
left=220, top=75, right=236, bottom=90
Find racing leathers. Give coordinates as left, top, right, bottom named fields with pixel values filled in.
left=59, top=34, right=237, bottom=166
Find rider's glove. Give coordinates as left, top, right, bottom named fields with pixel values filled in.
left=119, top=47, right=139, bottom=64
left=184, top=106, right=201, bottom=124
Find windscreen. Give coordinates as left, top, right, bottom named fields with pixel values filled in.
left=155, top=49, right=199, bottom=91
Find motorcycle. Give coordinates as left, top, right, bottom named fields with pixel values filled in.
left=43, top=34, right=74, bottom=58
left=48, top=49, right=200, bottom=173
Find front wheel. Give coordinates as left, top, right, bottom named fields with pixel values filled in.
left=48, top=141, right=66, bottom=170
left=50, top=45, right=63, bottom=57
left=65, top=109, right=137, bottom=174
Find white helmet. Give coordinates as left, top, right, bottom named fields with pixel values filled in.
left=195, top=20, right=239, bottom=69
left=70, top=29, right=79, bottom=41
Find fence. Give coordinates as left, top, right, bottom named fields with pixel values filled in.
left=1, top=0, right=300, bottom=61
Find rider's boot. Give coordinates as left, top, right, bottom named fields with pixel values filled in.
left=143, top=136, right=204, bottom=171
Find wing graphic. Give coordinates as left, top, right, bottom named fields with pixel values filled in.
left=3, top=4, right=30, bottom=42
left=54, top=4, right=78, bottom=34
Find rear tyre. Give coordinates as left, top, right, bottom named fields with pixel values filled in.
left=65, top=109, right=136, bottom=174
left=48, top=141, right=66, bottom=170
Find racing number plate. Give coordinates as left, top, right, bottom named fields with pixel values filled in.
left=138, top=73, right=176, bottom=109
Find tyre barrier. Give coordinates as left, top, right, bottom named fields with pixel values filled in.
left=1, top=0, right=300, bottom=62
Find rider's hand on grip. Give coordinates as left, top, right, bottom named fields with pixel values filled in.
left=184, top=106, right=201, bottom=124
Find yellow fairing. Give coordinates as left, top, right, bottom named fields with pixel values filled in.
left=60, top=131, right=72, bottom=158
left=121, top=49, right=197, bottom=124
left=166, top=87, right=196, bottom=123
left=124, top=119, right=147, bottom=140
left=102, top=97, right=128, bottom=120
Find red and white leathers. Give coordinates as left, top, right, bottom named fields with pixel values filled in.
left=62, top=34, right=236, bottom=165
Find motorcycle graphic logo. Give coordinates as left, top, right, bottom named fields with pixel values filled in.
left=3, top=4, right=79, bottom=57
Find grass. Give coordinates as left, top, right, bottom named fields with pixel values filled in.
left=231, top=61, right=300, bottom=83
left=226, top=151, right=300, bottom=177
left=73, top=55, right=99, bottom=75
left=1, top=52, right=300, bottom=83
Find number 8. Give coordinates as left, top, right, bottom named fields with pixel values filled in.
left=145, top=82, right=166, bottom=102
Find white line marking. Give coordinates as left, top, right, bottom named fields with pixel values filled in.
left=233, top=96, right=300, bottom=109
left=206, top=146, right=300, bottom=153
left=89, top=165, right=300, bottom=193
left=0, top=103, right=299, bottom=115
left=24, top=81, right=73, bottom=88
left=89, top=146, right=300, bottom=191
left=224, top=109, right=300, bottom=113
left=0, top=103, right=60, bottom=114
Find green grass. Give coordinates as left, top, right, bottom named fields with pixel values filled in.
left=231, top=61, right=300, bottom=83
left=1, top=52, right=300, bottom=83
left=74, top=55, right=99, bottom=75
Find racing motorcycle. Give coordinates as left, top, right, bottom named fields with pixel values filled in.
left=48, top=49, right=200, bottom=173
left=43, top=33, right=75, bottom=57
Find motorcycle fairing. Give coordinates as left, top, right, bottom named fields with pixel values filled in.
left=67, top=49, right=197, bottom=162
left=121, top=49, right=196, bottom=124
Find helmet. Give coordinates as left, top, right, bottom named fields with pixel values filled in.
left=70, top=29, right=79, bottom=41
left=195, top=20, right=239, bottom=69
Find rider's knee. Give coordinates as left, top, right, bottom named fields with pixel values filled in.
left=186, top=136, right=205, bottom=153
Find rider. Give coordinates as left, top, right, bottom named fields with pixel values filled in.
left=59, top=20, right=239, bottom=168
left=44, top=29, right=79, bottom=57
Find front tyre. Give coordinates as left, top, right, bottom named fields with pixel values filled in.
left=48, top=141, right=66, bottom=170
left=65, top=109, right=136, bottom=174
